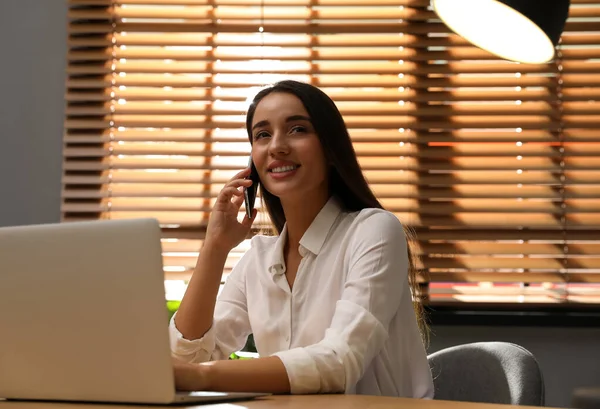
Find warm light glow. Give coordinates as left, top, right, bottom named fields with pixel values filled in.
left=61, top=2, right=600, bottom=308
left=164, top=266, right=186, bottom=272
left=432, top=0, right=556, bottom=63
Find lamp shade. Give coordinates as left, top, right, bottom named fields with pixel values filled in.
left=432, top=0, right=571, bottom=64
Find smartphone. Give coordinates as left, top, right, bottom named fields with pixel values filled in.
left=243, top=157, right=259, bottom=220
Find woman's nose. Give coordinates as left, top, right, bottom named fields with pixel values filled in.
left=268, top=131, right=290, bottom=155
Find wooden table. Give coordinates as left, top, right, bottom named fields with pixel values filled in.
left=0, top=395, right=559, bottom=409
left=572, top=387, right=600, bottom=409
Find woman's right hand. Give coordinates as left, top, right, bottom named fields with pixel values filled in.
left=204, top=168, right=257, bottom=253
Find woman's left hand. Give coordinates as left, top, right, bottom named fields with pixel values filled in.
left=172, top=357, right=210, bottom=391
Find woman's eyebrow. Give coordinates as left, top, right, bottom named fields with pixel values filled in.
left=285, top=115, right=311, bottom=123
left=252, top=120, right=269, bottom=131
left=252, top=115, right=311, bottom=131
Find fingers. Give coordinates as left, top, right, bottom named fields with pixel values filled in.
left=224, top=167, right=255, bottom=189
left=232, top=191, right=245, bottom=207
left=241, top=208, right=258, bottom=228
left=217, top=171, right=254, bottom=206
left=216, top=186, right=244, bottom=205
left=214, top=167, right=256, bottom=210
left=225, top=178, right=253, bottom=190
left=230, top=167, right=251, bottom=182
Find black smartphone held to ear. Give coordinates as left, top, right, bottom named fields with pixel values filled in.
left=243, top=157, right=259, bottom=220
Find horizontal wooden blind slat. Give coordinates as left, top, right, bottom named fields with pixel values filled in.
left=61, top=199, right=600, bottom=215
left=70, top=0, right=431, bottom=6
left=59, top=184, right=600, bottom=199
left=61, top=158, right=600, bottom=172
left=67, top=47, right=600, bottom=62
left=61, top=170, right=600, bottom=186
left=64, top=103, right=600, bottom=117
left=61, top=129, right=600, bottom=144
left=60, top=143, right=600, bottom=158
left=66, top=32, right=600, bottom=48
left=66, top=21, right=600, bottom=35
left=65, top=73, right=600, bottom=89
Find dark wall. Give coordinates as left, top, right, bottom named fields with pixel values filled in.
left=0, top=0, right=67, bottom=227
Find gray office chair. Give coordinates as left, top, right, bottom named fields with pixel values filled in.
left=428, top=342, right=545, bottom=406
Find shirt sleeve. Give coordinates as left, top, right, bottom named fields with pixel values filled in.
left=169, top=250, right=253, bottom=363
left=273, top=210, right=410, bottom=394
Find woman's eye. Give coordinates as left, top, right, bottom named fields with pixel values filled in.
left=254, top=131, right=270, bottom=140
left=290, top=125, right=307, bottom=134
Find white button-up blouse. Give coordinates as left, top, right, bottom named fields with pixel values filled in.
left=170, top=197, right=434, bottom=398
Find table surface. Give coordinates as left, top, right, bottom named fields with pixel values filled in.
left=0, top=395, right=560, bottom=409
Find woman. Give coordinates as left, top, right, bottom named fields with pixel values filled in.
left=170, top=80, right=434, bottom=398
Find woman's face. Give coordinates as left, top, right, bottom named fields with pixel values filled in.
left=250, top=92, right=329, bottom=204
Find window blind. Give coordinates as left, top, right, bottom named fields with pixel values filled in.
left=63, top=0, right=600, bottom=306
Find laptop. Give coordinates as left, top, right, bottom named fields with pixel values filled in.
left=0, top=218, right=268, bottom=405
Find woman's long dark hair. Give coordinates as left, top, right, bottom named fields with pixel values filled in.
left=245, top=80, right=427, bottom=341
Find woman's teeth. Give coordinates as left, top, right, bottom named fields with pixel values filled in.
left=270, top=165, right=298, bottom=173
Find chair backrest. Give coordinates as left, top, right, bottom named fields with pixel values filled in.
left=428, top=342, right=545, bottom=406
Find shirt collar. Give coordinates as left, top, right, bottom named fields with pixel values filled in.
left=299, top=196, right=343, bottom=256
left=267, top=196, right=343, bottom=274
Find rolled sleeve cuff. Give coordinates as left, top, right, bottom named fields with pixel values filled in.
left=169, top=312, right=216, bottom=363
left=273, top=348, right=321, bottom=394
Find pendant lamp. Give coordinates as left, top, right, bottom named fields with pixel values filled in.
left=432, top=0, right=570, bottom=64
